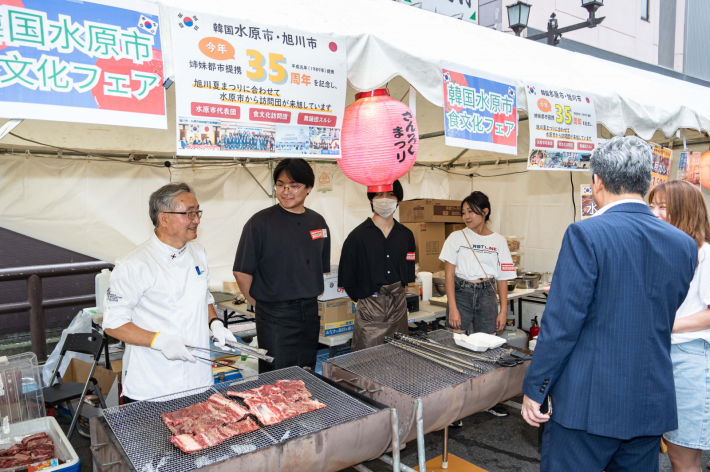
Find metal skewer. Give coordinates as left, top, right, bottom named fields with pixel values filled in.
left=393, top=338, right=485, bottom=373
left=193, top=355, right=242, bottom=372
left=394, top=333, right=499, bottom=363
left=384, top=337, right=475, bottom=374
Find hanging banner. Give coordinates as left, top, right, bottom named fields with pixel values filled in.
left=678, top=151, right=701, bottom=189
left=0, top=0, right=166, bottom=129
left=397, top=0, right=478, bottom=24
left=650, top=143, right=673, bottom=190
left=441, top=61, right=517, bottom=156
left=170, top=8, right=346, bottom=157
left=581, top=185, right=597, bottom=219
left=525, top=83, right=597, bottom=171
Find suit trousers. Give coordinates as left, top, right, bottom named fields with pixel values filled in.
left=541, top=419, right=661, bottom=472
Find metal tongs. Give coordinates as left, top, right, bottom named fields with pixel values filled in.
left=211, top=337, right=275, bottom=364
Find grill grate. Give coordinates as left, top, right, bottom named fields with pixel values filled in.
left=327, top=331, right=508, bottom=398
left=103, top=367, right=378, bottom=472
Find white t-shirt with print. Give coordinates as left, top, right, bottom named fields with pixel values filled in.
left=673, top=242, right=710, bottom=344
left=439, top=228, right=517, bottom=281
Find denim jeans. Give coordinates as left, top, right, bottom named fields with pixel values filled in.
left=663, top=338, right=710, bottom=449
left=445, top=276, right=498, bottom=334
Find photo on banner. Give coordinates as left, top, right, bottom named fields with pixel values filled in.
left=581, top=185, right=597, bottom=219
left=677, top=151, right=701, bottom=189
left=441, top=61, right=517, bottom=155
left=0, top=0, right=167, bottom=128
left=170, top=8, right=347, bottom=158
left=649, top=143, right=673, bottom=190
left=525, top=83, right=597, bottom=171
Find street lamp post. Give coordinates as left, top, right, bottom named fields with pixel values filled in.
left=506, top=0, right=605, bottom=46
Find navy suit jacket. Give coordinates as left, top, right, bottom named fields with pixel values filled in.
left=523, top=202, right=697, bottom=439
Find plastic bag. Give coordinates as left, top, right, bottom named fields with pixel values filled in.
left=42, top=309, right=94, bottom=386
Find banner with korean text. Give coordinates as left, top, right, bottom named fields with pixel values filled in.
left=525, top=83, right=597, bottom=171
left=441, top=61, right=517, bottom=155
left=170, top=9, right=347, bottom=157
left=0, top=0, right=166, bottom=128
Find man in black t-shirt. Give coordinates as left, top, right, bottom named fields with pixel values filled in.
left=233, top=159, right=330, bottom=372
left=338, top=180, right=416, bottom=351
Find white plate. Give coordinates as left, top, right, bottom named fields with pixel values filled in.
left=453, top=332, right=506, bottom=352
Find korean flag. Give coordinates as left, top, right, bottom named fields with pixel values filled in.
left=138, top=15, right=158, bottom=35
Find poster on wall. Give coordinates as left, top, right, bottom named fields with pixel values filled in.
left=525, top=83, right=597, bottom=171
left=0, top=0, right=166, bottom=129
left=396, top=0, right=478, bottom=24
left=170, top=8, right=346, bottom=157
left=441, top=61, right=517, bottom=155
left=581, top=185, right=597, bottom=219
left=650, top=143, right=673, bottom=190
left=677, top=151, right=701, bottom=189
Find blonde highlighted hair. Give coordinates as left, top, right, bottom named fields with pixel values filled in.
left=649, top=180, right=710, bottom=249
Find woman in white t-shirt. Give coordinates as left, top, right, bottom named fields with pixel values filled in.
left=649, top=180, right=710, bottom=472
left=439, top=191, right=518, bottom=334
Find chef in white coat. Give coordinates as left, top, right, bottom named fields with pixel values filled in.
left=103, top=183, right=237, bottom=402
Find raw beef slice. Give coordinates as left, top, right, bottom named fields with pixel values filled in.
left=244, top=398, right=286, bottom=426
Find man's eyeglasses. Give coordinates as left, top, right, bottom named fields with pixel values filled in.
left=275, top=183, right=305, bottom=193
left=163, top=210, right=203, bottom=220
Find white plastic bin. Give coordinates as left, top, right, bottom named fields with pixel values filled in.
left=0, top=416, right=80, bottom=471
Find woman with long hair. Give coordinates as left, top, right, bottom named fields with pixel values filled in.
left=649, top=180, right=710, bottom=472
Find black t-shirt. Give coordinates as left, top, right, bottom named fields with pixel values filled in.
left=337, top=218, right=416, bottom=302
left=233, top=205, right=330, bottom=302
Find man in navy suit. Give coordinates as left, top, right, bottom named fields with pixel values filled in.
left=522, top=136, right=697, bottom=471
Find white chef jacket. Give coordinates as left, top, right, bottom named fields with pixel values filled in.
left=102, top=233, right=214, bottom=401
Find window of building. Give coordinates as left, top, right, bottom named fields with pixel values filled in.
left=641, top=0, right=650, bottom=20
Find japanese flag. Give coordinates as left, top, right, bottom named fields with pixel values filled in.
left=138, top=15, right=158, bottom=35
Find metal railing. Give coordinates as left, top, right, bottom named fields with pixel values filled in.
left=0, top=261, right=113, bottom=361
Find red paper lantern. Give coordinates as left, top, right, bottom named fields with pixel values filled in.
left=339, top=89, right=419, bottom=192
left=700, top=150, right=710, bottom=190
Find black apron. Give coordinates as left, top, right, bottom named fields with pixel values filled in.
left=352, top=282, right=408, bottom=351
left=254, top=297, right=320, bottom=373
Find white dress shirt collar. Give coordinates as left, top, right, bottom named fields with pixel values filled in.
left=151, top=232, right=187, bottom=261
left=593, top=198, right=646, bottom=217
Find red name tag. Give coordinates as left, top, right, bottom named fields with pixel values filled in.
left=501, top=263, right=515, bottom=271
left=310, top=229, right=328, bottom=240
left=406, top=252, right=416, bottom=261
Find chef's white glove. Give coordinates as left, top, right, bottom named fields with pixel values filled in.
left=151, top=333, right=196, bottom=362
left=211, top=320, right=237, bottom=351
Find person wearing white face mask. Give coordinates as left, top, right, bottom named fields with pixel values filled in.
left=338, top=180, right=416, bottom=351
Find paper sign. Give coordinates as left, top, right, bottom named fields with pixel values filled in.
left=678, top=151, right=701, bottom=189
left=0, top=0, right=166, bottom=129
left=650, top=143, right=673, bottom=190
left=581, top=185, right=597, bottom=219
left=315, top=163, right=334, bottom=191
left=170, top=8, right=346, bottom=157
left=441, top=61, right=517, bottom=155
left=525, top=83, right=597, bottom=171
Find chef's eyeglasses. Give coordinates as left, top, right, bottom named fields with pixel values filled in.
left=163, top=210, right=203, bottom=220
left=275, top=183, right=305, bottom=193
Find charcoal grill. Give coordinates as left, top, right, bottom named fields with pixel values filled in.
left=323, top=330, right=529, bottom=472
left=90, top=366, right=401, bottom=472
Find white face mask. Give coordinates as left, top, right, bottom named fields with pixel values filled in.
left=373, top=198, right=398, bottom=218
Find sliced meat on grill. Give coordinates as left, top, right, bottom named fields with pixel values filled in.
left=282, top=389, right=311, bottom=402
left=164, top=396, right=249, bottom=436
left=228, top=384, right=284, bottom=400
left=267, top=394, right=300, bottom=419
left=274, top=380, right=305, bottom=391
left=290, top=399, right=327, bottom=414
left=221, top=417, right=259, bottom=436
left=244, top=397, right=286, bottom=426
left=170, top=434, right=203, bottom=454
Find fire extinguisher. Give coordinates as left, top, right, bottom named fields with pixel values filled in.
left=530, top=315, right=540, bottom=340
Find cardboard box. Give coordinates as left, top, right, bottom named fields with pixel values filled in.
left=318, top=297, right=356, bottom=337
left=57, top=358, right=119, bottom=428
left=399, top=199, right=462, bottom=223
left=320, top=265, right=347, bottom=301
left=445, top=223, right=466, bottom=239
left=404, top=222, right=445, bottom=272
